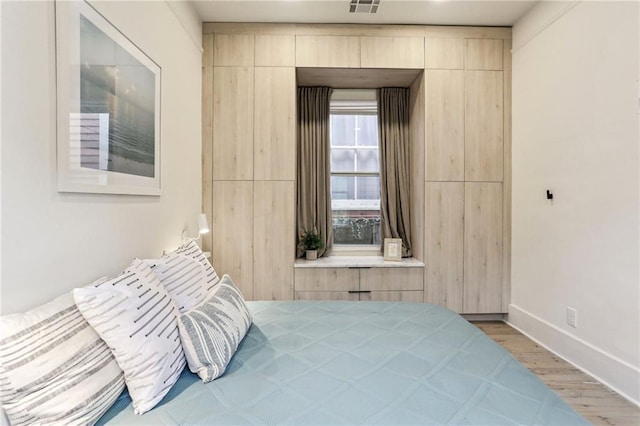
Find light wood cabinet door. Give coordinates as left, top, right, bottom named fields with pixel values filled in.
left=465, top=70, right=503, bottom=182
left=464, top=182, right=503, bottom=313
left=295, top=291, right=358, bottom=301
left=425, top=38, right=463, bottom=69
left=255, top=35, right=295, bottom=66
left=253, top=182, right=295, bottom=301
left=361, top=291, right=424, bottom=303
left=502, top=39, right=512, bottom=313
left=254, top=67, right=296, bottom=180
left=296, top=36, right=360, bottom=68
left=360, top=37, right=424, bottom=69
left=464, top=39, right=503, bottom=70
left=426, top=70, right=465, bottom=181
left=409, top=73, right=425, bottom=261
left=203, top=34, right=214, bottom=67
left=202, top=65, right=214, bottom=253
left=213, top=67, right=254, bottom=180
left=295, top=266, right=425, bottom=302
left=214, top=34, right=254, bottom=66
left=425, top=182, right=464, bottom=312
left=294, top=268, right=359, bottom=292
left=211, top=181, right=254, bottom=300
left=359, top=268, right=423, bottom=291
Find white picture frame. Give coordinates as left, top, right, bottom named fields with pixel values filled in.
left=383, top=238, right=402, bottom=261
left=55, top=0, right=161, bottom=195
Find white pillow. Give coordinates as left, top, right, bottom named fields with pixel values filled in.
left=73, top=259, right=185, bottom=415
left=0, top=293, right=125, bottom=425
left=177, top=274, right=252, bottom=383
left=146, top=240, right=220, bottom=313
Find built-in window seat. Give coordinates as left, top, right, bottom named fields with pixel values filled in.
left=294, top=256, right=425, bottom=302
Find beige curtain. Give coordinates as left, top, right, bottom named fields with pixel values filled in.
left=296, top=87, right=333, bottom=257
left=378, top=88, right=412, bottom=257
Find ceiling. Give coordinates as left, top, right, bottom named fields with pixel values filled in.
left=191, top=0, right=538, bottom=27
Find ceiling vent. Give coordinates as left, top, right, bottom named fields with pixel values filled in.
left=349, top=0, right=380, bottom=14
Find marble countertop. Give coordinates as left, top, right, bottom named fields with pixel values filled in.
left=294, top=256, right=425, bottom=268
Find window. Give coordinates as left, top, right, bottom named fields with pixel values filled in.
left=330, top=92, right=380, bottom=246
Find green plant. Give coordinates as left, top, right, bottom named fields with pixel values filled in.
left=300, top=229, right=324, bottom=251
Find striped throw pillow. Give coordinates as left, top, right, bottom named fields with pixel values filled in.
left=146, top=241, right=220, bottom=313
left=0, top=293, right=125, bottom=426
left=178, top=274, right=252, bottom=383
left=73, top=259, right=186, bottom=415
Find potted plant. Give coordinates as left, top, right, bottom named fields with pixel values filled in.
left=300, top=229, right=323, bottom=261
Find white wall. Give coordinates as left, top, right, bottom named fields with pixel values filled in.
left=0, top=1, right=203, bottom=314
left=0, top=0, right=3, bottom=317
left=511, top=0, right=639, bottom=404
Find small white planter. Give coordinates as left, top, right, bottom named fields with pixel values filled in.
left=306, top=250, right=318, bottom=261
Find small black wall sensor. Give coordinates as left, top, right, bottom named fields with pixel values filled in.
left=546, top=190, right=553, bottom=200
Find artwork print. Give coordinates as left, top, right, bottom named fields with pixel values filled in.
left=56, top=1, right=161, bottom=195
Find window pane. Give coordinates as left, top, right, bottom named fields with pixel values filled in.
left=357, top=115, right=378, bottom=147
left=330, top=115, right=355, bottom=147
left=331, top=148, right=355, bottom=172
left=331, top=176, right=380, bottom=201
left=356, top=176, right=380, bottom=199
left=332, top=175, right=381, bottom=245
left=332, top=210, right=381, bottom=245
left=331, top=175, right=354, bottom=200
left=355, top=149, right=379, bottom=172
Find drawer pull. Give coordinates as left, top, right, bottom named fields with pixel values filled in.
left=348, top=290, right=372, bottom=294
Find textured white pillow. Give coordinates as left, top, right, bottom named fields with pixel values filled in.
left=0, top=293, right=125, bottom=425
left=73, top=259, right=186, bottom=415
left=146, top=241, right=220, bottom=313
left=177, top=274, right=252, bottom=383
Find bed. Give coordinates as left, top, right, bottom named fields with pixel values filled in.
left=97, top=301, right=587, bottom=425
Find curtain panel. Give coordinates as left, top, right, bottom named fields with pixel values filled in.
left=296, top=87, right=333, bottom=258
left=378, top=88, right=412, bottom=257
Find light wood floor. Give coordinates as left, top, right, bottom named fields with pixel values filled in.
left=474, top=321, right=640, bottom=425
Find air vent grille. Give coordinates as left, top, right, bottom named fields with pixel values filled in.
left=349, top=0, right=380, bottom=14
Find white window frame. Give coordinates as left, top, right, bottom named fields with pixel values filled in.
left=330, top=90, right=380, bottom=254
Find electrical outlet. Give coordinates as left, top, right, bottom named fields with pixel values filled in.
left=567, top=307, right=577, bottom=328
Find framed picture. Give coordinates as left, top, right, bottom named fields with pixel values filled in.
left=384, top=238, right=402, bottom=261
left=55, top=1, right=161, bottom=195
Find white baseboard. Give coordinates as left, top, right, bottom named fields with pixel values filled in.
left=508, top=304, right=640, bottom=407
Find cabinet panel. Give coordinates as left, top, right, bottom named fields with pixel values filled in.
left=295, top=266, right=425, bottom=302
left=425, top=182, right=464, bottom=312
left=202, top=66, right=214, bottom=253
left=425, top=38, right=463, bottom=69
left=464, top=182, right=503, bottom=313
left=212, top=67, right=254, bottom=180
left=361, top=291, right=424, bottom=303
left=203, top=34, right=214, bottom=67
left=295, top=292, right=358, bottom=301
left=296, top=36, right=360, bottom=68
left=502, top=39, right=512, bottom=313
left=360, top=37, right=424, bottom=69
left=214, top=34, right=254, bottom=66
left=211, top=181, right=254, bottom=300
left=360, top=268, right=423, bottom=291
left=464, top=39, right=503, bottom=70
left=465, top=70, right=503, bottom=182
left=254, top=182, right=295, bottom=301
left=255, top=35, right=295, bottom=66
left=254, top=67, right=296, bottom=180
left=426, top=70, right=465, bottom=181
left=409, top=74, right=425, bottom=261
left=294, top=268, right=359, bottom=292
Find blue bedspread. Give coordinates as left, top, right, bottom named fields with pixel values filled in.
left=99, top=301, right=587, bottom=425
